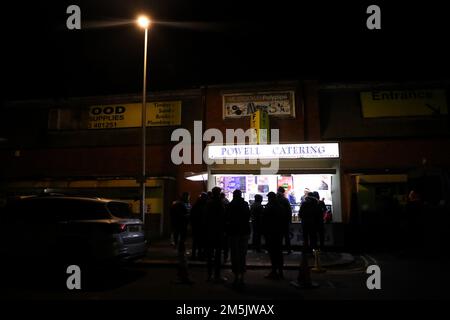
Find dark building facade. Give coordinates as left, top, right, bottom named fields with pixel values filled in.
left=0, top=89, right=205, bottom=239
left=320, top=82, right=450, bottom=248
left=1, top=80, right=449, bottom=247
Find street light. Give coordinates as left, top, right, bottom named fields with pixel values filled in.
left=137, top=15, right=151, bottom=224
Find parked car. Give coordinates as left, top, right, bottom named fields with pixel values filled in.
left=0, top=195, right=147, bottom=263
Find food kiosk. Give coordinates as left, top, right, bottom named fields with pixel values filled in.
left=206, top=142, right=341, bottom=245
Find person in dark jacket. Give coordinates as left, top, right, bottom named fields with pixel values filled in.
left=204, top=187, right=227, bottom=282
left=225, top=189, right=251, bottom=288
left=250, top=194, right=264, bottom=252
left=263, top=192, right=285, bottom=279
left=277, top=187, right=293, bottom=254
left=404, top=190, right=423, bottom=249
left=299, top=192, right=322, bottom=251
left=190, top=192, right=208, bottom=260
left=170, top=192, right=192, bottom=283
left=220, top=192, right=230, bottom=263
left=312, top=191, right=326, bottom=250
left=170, top=192, right=191, bottom=252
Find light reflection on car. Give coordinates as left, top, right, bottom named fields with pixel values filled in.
left=0, top=195, right=147, bottom=263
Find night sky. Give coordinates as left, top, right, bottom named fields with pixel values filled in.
left=2, top=1, right=450, bottom=100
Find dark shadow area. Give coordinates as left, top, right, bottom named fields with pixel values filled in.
left=0, top=258, right=147, bottom=295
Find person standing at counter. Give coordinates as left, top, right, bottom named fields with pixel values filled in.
left=277, top=187, right=293, bottom=254
left=220, top=192, right=230, bottom=263
left=403, top=190, right=423, bottom=250
left=190, top=192, right=208, bottom=260
left=312, top=191, right=326, bottom=250
left=299, top=191, right=322, bottom=251
left=170, top=192, right=192, bottom=284
left=170, top=192, right=191, bottom=251
left=263, top=192, right=285, bottom=280
left=225, top=189, right=251, bottom=289
left=205, top=187, right=227, bottom=282
left=250, top=194, right=264, bottom=252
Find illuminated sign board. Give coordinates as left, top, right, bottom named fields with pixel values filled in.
left=207, top=143, right=339, bottom=160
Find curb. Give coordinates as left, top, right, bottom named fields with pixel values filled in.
left=135, top=252, right=356, bottom=270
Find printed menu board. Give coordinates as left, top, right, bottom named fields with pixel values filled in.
left=277, top=175, right=293, bottom=192
left=216, top=176, right=247, bottom=193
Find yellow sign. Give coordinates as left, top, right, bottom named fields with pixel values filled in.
left=250, top=110, right=270, bottom=144
left=360, top=89, right=448, bottom=118
left=88, top=101, right=182, bottom=129
left=88, top=104, right=141, bottom=129
left=146, top=101, right=181, bottom=127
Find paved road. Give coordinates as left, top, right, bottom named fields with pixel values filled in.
left=2, top=253, right=449, bottom=301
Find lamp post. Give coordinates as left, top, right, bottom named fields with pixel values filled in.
left=137, top=15, right=151, bottom=223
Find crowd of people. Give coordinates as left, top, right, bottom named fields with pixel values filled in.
left=169, top=186, right=330, bottom=289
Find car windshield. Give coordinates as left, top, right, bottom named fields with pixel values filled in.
left=107, top=201, right=134, bottom=219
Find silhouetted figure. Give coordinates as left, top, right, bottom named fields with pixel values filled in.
left=250, top=194, right=264, bottom=252
left=312, top=191, right=326, bottom=250
left=220, top=192, right=230, bottom=263
left=225, top=189, right=251, bottom=288
left=299, top=192, right=322, bottom=252
left=190, top=192, right=208, bottom=260
left=221, top=192, right=230, bottom=206
left=205, top=187, right=227, bottom=282
left=170, top=192, right=192, bottom=284
left=377, top=191, right=401, bottom=249
left=170, top=192, right=191, bottom=251
left=404, top=190, right=423, bottom=250
left=277, top=187, right=293, bottom=254
left=263, top=192, right=285, bottom=279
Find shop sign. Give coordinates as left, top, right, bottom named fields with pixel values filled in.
left=360, top=89, right=448, bottom=118
left=88, top=101, right=181, bottom=129
left=147, top=101, right=182, bottom=127
left=207, top=143, right=339, bottom=160
left=250, top=109, right=270, bottom=144
left=223, top=91, right=295, bottom=119
left=88, top=103, right=140, bottom=129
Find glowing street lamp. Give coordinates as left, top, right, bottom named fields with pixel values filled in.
left=137, top=16, right=151, bottom=29
left=136, top=15, right=151, bottom=223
